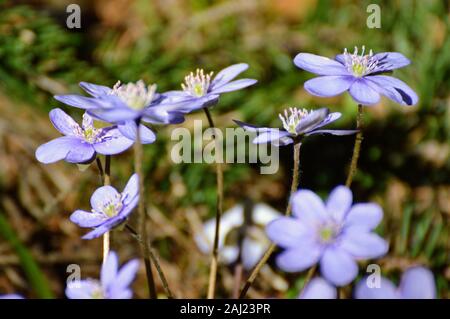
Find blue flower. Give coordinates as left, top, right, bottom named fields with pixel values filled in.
left=294, top=47, right=418, bottom=106
left=234, top=107, right=357, bottom=146
left=165, top=63, right=257, bottom=110
left=70, top=174, right=139, bottom=239
left=355, top=266, right=436, bottom=299
left=54, top=80, right=213, bottom=141
left=0, top=294, right=24, bottom=299
left=266, top=186, right=388, bottom=286
left=36, top=109, right=139, bottom=164
left=65, top=251, right=139, bottom=299
left=298, top=277, right=337, bottom=299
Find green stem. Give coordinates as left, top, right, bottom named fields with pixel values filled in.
left=134, top=121, right=157, bottom=299
left=203, top=107, right=224, bottom=299
left=345, top=104, right=364, bottom=187
left=239, top=142, right=301, bottom=298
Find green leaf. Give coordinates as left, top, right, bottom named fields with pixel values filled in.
left=0, top=213, right=54, bottom=298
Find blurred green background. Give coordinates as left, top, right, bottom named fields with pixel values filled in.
left=0, top=0, right=448, bottom=298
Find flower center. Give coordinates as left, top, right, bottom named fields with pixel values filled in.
left=110, top=80, right=157, bottom=110
left=83, top=126, right=100, bottom=143
left=73, top=114, right=101, bottom=144
left=343, top=46, right=378, bottom=77
left=101, top=195, right=123, bottom=217
left=89, top=280, right=105, bottom=299
left=278, top=107, right=310, bottom=135
left=181, top=69, right=213, bottom=97
left=317, top=222, right=340, bottom=244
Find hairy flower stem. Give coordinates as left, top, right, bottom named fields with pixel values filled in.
left=239, top=142, right=301, bottom=298
left=345, top=104, right=364, bottom=187
left=203, top=107, right=224, bottom=299
left=125, top=224, right=174, bottom=299
left=134, top=121, right=157, bottom=299
left=96, top=156, right=111, bottom=264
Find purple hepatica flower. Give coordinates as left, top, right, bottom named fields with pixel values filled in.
left=234, top=107, right=357, bottom=146
left=55, top=80, right=213, bottom=142
left=298, top=277, right=337, bottom=299
left=70, top=173, right=138, bottom=239
left=164, top=64, right=257, bottom=110
left=36, top=108, right=136, bottom=164
left=66, top=251, right=139, bottom=299
left=355, top=266, right=436, bottom=299
left=266, top=185, right=388, bottom=286
left=294, top=46, right=418, bottom=106
left=0, top=294, right=24, bottom=299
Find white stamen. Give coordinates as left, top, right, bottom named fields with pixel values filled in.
left=278, top=107, right=310, bottom=135
left=343, top=46, right=378, bottom=77
left=100, top=194, right=123, bottom=218
left=110, top=80, right=157, bottom=110
left=181, top=69, right=213, bottom=97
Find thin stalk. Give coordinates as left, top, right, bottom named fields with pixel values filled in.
left=96, top=156, right=111, bottom=264
left=298, top=265, right=317, bottom=296
left=134, top=121, right=157, bottom=299
left=125, top=224, right=174, bottom=299
left=239, top=142, right=301, bottom=298
left=345, top=104, right=364, bottom=187
left=203, top=107, right=224, bottom=299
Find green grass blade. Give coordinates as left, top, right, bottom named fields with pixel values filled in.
left=0, top=213, right=54, bottom=298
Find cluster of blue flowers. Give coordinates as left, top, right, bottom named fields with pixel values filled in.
left=1, top=47, right=435, bottom=299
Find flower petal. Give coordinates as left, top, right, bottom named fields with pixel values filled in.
left=109, top=289, right=133, bottom=299
left=210, top=79, right=257, bottom=94
left=320, top=247, right=358, bottom=286
left=305, top=129, right=358, bottom=136
left=294, top=53, right=350, bottom=76
left=276, top=243, right=322, bottom=272
left=211, top=63, right=249, bottom=89
left=65, top=142, right=96, bottom=164
left=70, top=210, right=106, bottom=228
left=110, top=259, right=139, bottom=293
left=65, top=280, right=99, bottom=299
left=253, top=129, right=292, bottom=145
left=299, top=277, right=337, bottom=299
left=326, top=186, right=353, bottom=221
left=354, top=277, right=398, bottom=299
left=306, top=112, right=341, bottom=131
left=348, top=79, right=381, bottom=105
left=49, top=108, right=80, bottom=136
left=241, top=238, right=269, bottom=270
left=233, top=120, right=272, bottom=132
left=79, top=82, right=112, bottom=97
left=90, top=185, right=120, bottom=213
left=291, top=189, right=328, bottom=224
left=295, top=108, right=329, bottom=134
left=344, top=203, right=383, bottom=231
left=101, top=251, right=119, bottom=288
left=121, top=173, right=139, bottom=206
left=366, top=75, right=418, bottom=106
left=266, top=217, right=310, bottom=248
left=93, top=128, right=134, bottom=155
left=340, top=231, right=388, bottom=259
left=88, top=98, right=139, bottom=123
left=54, top=95, right=103, bottom=110
left=117, top=121, right=156, bottom=144
left=304, top=76, right=354, bottom=98
left=36, top=136, right=91, bottom=164
left=372, top=52, right=411, bottom=72
left=82, top=218, right=122, bottom=240
left=399, top=267, right=436, bottom=299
